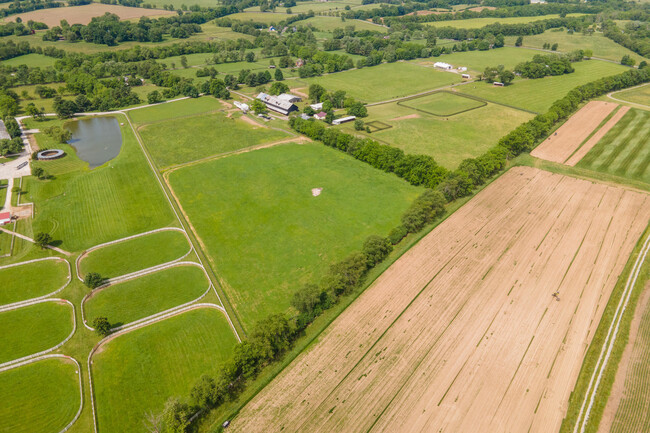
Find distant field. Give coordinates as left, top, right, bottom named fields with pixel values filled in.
left=168, top=143, right=421, bottom=330
left=458, top=60, right=627, bottom=113
left=350, top=96, right=532, bottom=168
left=227, top=11, right=291, bottom=23
left=84, top=265, right=208, bottom=327
left=6, top=3, right=175, bottom=26
left=0, top=259, right=68, bottom=306
left=244, top=0, right=365, bottom=14
left=424, top=13, right=583, bottom=28
left=92, top=308, right=237, bottom=433
left=413, top=46, right=538, bottom=73
left=0, top=358, right=80, bottom=433
left=505, top=30, right=645, bottom=64
left=298, top=62, right=461, bottom=102
left=79, top=230, right=189, bottom=278
left=128, top=97, right=224, bottom=124
left=2, top=53, right=57, bottom=68
left=138, top=111, right=291, bottom=168
left=292, top=16, right=387, bottom=33
left=23, top=115, right=175, bottom=252
left=577, top=108, right=650, bottom=185
left=0, top=301, right=72, bottom=364
left=613, top=83, right=650, bottom=106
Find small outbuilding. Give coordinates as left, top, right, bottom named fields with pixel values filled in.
left=234, top=101, right=249, bottom=113
left=314, top=111, right=327, bottom=120
left=332, top=116, right=356, bottom=125
left=434, top=62, right=453, bottom=70
left=493, top=81, right=505, bottom=87
left=461, top=73, right=471, bottom=79
left=310, top=102, right=323, bottom=111
left=0, top=212, right=11, bottom=225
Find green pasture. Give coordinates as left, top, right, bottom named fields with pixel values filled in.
left=353, top=97, right=532, bottom=168
left=292, top=16, right=387, bottom=33
left=414, top=46, right=538, bottom=73
left=92, top=308, right=237, bottom=433
left=168, top=143, right=421, bottom=330
left=29, top=120, right=88, bottom=176
left=244, top=0, right=363, bottom=14
left=23, top=115, right=175, bottom=252
left=139, top=111, right=291, bottom=168
left=84, top=265, right=208, bottom=327
left=577, top=108, right=650, bottom=185
left=613, top=84, right=650, bottom=107
left=298, top=61, right=461, bottom=102
left=12, top=83, right=71, bottom=114
left=3, top=53, right=57, bottom=68
left=458, top=60, right=627, bottom=113
left=0, top=259, right=68, bottom=306
left=504, top=30, right=645, bottom=64
left=424, top=14, right=584, bottom=29
left=128, top=96, right=224, bottom=124
left=79, top=229, right=189, bottom=278
left=0, top=301, right=73, bottom=364
left=227, top=11, right=291, bottom=23
left=0, top=358, right=80, bottom=433
left=399, top=91, right=485, bottom=116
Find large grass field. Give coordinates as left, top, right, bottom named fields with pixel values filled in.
left=399, top=91, right=485, bottom=115
left=84, top=265, right=209, bottom=327
left=424, top=13, right=584, bottom=28
left=2, top=53, right=57, bottom=68
left=128, top=96, right=224, bottom=124
left=613, top=83, right=650, bottom=107
left=0, top=259, right=68, bottom=306
left=0, top=301, right=73, bottom=364
left=138, top=111, right=291, bottom=168
left=92, top=308, right=237, bottom=433
left=293, top=16, right=387, bottom=33
left=349, top=95, right=533, bottom=168
left=168, top=143, right=421, bottom=330
left=227, top=11, right=291, bottom=23
left=22, top=115, right=175, bottom=252
left=0, top=358, right=80, bottom=433
left=413, top=46, right=538, bottom=74
left=504, top=30, right=645, bottom=64
left=298, top=61, right=461, bottom=102
left=79, top=230, right=189, bottom=278
left=577, top=108, right=650, bottom=185
left=458, top=60, right=627, bottom=113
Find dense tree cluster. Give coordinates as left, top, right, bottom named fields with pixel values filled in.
left=603, top=20, right=650, bottom=58
left=514, top=53, right=577, bottom=78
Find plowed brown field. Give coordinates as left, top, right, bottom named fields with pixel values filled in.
left=231, top=167, right=650, bottom=433
left=531, top=101, right=618, bottom=164
left=7, top=4, right=174, bottom=26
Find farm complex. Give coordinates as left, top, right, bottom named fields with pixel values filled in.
left=0, top=0, right=649, bottom=432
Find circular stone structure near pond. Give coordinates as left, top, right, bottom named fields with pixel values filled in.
left=37, top=149, right=65, bottom=160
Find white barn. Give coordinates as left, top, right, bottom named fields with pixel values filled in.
left=434, top=62, right=453, bottom=70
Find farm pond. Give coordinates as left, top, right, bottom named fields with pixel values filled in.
left=66, top=117, right=122, bottom=168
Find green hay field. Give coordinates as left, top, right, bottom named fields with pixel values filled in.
left=352, top=98, right=533, bottom=168
left=138, top=111, right=291, bottom=168
left=23, top=115, right=175, bottom=252
left=168, top=143, right=421, bottom=330
left=2, top=53, right=57, bottom=68
left=299, top=61, right=461, bottom=102
left=613, top=84, right=650, bottom=107
left=92, top=308, right=237, bottom=433
left=227, top=11, right=291, bottom=23
left=79, top=230, right=189, bottom=278
left=0, top=358, right=80, bottom=433
left=84, top=265, right=209, bottom=327
left=577, top=108, right=650, bottom=185
left=424, top=14, right=584, bottom=29
left=413, top=47, right=538, bottom=73
left=458, top=60, right=627, bottom=113
left=128, top=96, right=224, bottom=124
left=0, top=301, right=73, bottom=364
left=0, top=259, right=68, bottom=306
left=399, top=91, right=485, bottom=116
left=292, top=16, right=387, bottom=33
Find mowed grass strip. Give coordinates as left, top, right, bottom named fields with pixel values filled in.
left=92, top=308, right=237, bottom=433
left=139, top=112, right=291, bottom=168
left=300, top=62, right=461, bottom=102
left=23, top=115, right=175, bottom=252
left=614, top=83, right=650, bottom=107
left=0, top=358, right=80, bottom=433
left=458, top=60, right=627, bottom=113
left=0, top=301, right=73, bottom=364
left=79, top=230, right=189, bottom=278
left=169, top=143, right=421, bottom=330
left=128, top=96, right=225, bottom=125
left=0, top=259, right=68, bottom=306
left=84, top=265, right=209, bottom=327
left=2, top=53, right=56, bottom=68
left=400, top=91, right=485, bottom=116
left=577, top=108, right=650, bottom=184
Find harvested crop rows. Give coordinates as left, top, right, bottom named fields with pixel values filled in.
left=231, top=166, right=650, bottom=433
left=531, top=101, right=619, bottom=164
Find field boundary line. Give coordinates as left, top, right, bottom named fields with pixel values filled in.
left=0, top=353, right=84, bottom=433
left=0, top=298, right=76, bottom=370
left=0, top=257, right=71, bottom=312
left=86, top=303, right=233, bottom=433
left=573, top=229, right=650, bottom=433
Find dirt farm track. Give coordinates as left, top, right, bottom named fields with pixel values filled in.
left=231, top=167, right=650, bottom=433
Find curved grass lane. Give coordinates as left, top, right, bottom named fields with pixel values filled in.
left=0, top=301, right=74, bottom=364
left=92, top=307, right=237, bottom=433
left=0, top=259, right=69, bottom=306
left=84, top=264, right=209, bottom=327
left=0, top=357, right=80, bottom=433
left=79, top=229, right=190, bottom=279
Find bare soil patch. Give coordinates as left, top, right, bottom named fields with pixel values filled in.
left=531, top=101, right=618, bottom=164
left=231, top=166, right=650, bottom=433
left=565, top=106, right=631, bottom=166
left=467, top=6, right=497, bottom=11
left=238, top=115, right=265, bottom=128
left=7, top=4, right=175, bottom=26
left=390, top=113, right=421, bottom=121
left=290, top=88, right=309, bottom=99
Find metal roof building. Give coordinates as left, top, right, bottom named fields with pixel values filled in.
left=257, top=93, right=298, bottom=115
